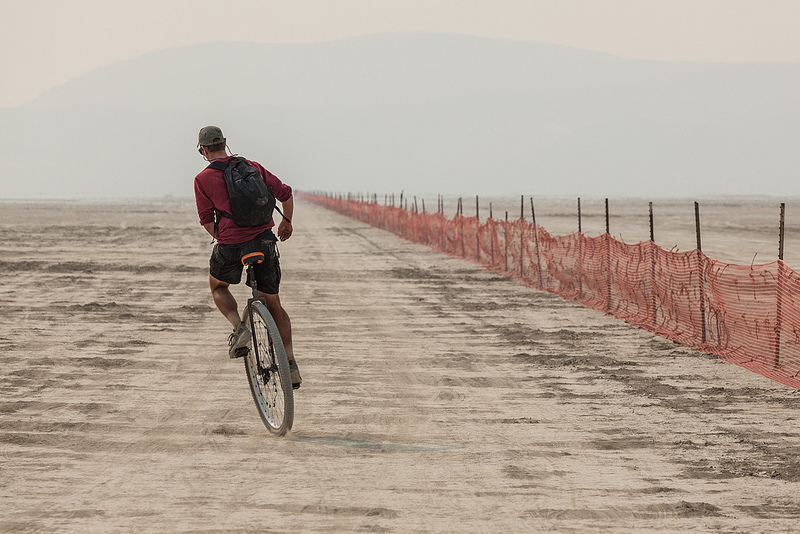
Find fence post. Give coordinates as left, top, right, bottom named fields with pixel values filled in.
left=531, top=198, right=542, bottom=288
left=649, top=202, right=657, bottom=327
left=418, top=197, right=425, bottom=242
left=779, top=202, right=786, bottom=261
left=504, top=211, right=509, bottom=272
left=459, top=197, right=464, bottom=258
left=695, top=201, right=702, bottom=251
left=519, top=196, right=525, bottom=278
left=490, top=202, right=495, bottom=267
left=774, top=202, right=786, bottom=368
left=577, top=197, right=583, bottom=300
left=441, top=195, right=445, bottom=251
left=605, top=198, right=611, bottom=312
left=476, top=196, right=480, bottom=262
left=437, top=195, right=442, bottom=251
left=695, top=201, right=707, bottom=345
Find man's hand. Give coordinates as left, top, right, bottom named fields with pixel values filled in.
left=277, top=219, right=293, bottom=241
left=277, top=196, right=294, bottom=241
left=203, top=221, right=218, bottom=239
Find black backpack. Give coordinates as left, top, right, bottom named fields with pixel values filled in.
left=208, top=157, right=277, bottom=227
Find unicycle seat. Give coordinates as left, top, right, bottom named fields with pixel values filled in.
left=241, top=251, right=265, bottom=265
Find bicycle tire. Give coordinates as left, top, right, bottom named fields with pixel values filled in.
left=244, top=301, right=294, bottom=435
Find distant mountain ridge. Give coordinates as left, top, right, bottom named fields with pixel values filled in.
left=28, top=35, right=667, bottom=110
left=2, top=33, right=799, bottom=199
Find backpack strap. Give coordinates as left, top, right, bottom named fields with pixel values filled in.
left=274, top=204, right=289, bottom=224
left=206, top=160, right=234, bottom=235
left=206, top=160, right=229, bottom=171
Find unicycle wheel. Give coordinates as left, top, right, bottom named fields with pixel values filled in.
left=243, top=301, right=294, bottom=435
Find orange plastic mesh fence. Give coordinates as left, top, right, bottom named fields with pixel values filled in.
left=302, top=193, right=800, bottom=389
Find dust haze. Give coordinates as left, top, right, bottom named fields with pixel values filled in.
left=1, top=34, right=798, bottom=200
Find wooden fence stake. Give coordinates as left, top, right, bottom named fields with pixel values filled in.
left=649, top=201, right=657, bottom=326
left=459, top=198, right=464, bottom=258
left=605, top=198, right=611, bottom=312
left=519, top=196, right=525, bottom=278
left=490, top=202, right=494, bottom=267
left=695, top=201, right=707, bottom=345
left=779, top=202, right=786, bottom=261
left=775, top=202, right=786, bottom=368
left=476, top=196, right=480, bottom=262
left=531, top=198, right=542, bottom=287
left=577, top=197, right=583, bottom=299
left=504, top=211, right=509, bottom=272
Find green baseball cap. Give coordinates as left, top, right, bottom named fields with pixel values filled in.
left=197, top=126, right=226, bottom=147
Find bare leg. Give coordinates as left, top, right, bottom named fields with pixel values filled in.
left=210, top=275, right=241, bottom=329
left=263, top=292, right=294, bottom=361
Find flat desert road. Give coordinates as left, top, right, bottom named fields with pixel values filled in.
left=2, top=199, right=800, bottom=533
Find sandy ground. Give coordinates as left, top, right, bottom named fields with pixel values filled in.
left=2, top=198, right=800, bottom=533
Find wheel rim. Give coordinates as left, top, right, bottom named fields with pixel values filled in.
left=248, top=312, right=286, bottom=430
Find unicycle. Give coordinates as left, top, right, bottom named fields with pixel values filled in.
left=238, top=250, right=294, bottom=435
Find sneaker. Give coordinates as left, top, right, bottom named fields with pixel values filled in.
left=228, top=322, right=251, bottom=359
left=288, top=359, right=302, bottom=389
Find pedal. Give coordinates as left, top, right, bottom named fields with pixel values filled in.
left=233, top=346, right=250, bottom=359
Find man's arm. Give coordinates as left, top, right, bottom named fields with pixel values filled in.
left=277, top=195, right=294, bottom=241
left=203, top=221, right=217, bottom=238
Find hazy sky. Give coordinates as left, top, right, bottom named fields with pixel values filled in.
left=2, top=0, right=800, bottom=108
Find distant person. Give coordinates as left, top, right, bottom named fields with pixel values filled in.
left=193, top=126, right=301, bottom=389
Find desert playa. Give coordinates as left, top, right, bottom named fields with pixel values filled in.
left=2, top=198, right=800, bottom=532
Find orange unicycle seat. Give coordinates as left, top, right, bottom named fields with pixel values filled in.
left=241, top=251, right=265, bottom=265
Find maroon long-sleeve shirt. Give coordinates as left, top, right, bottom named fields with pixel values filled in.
left=194, top=156, right=292, bottom=245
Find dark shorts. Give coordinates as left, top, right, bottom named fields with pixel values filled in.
left=209, top=230, right=281, bottom=294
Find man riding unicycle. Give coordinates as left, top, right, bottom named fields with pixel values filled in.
left=193, top=125, right=301, bottom=389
